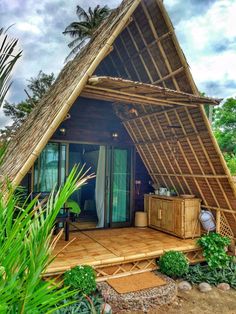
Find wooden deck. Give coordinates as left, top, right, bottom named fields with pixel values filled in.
left=46, top=227, right=203, bottom=280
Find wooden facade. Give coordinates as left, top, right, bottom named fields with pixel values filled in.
left=1, top=0, right=236, bottom=241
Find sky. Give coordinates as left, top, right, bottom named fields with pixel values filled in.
left=0, top=0, right=236, bottom=127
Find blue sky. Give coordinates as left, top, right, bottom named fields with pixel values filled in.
left=0, top=0, right=236, bottom=127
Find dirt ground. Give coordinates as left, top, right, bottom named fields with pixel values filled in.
left=157, top=286, right=236, bottom=314
left=129, top=286, right=236, bottom=314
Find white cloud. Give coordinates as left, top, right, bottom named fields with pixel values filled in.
left=0, top=0, right=236, bottom=128
left=172, top=0, right=236, bottom=98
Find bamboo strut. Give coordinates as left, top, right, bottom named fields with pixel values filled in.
left=132, top=129, right=208, bottom=147
left=174, top=109, right=222, bottom=209
left=201, top=205, right=236, bottom=215
left=140, top=1, right=179, bottom=90
left=153, top=67, right=185, bottom=84
left=139, top=117, right=178, bottom=191
left=125, top=30, right=173, bottom=64
left=153, top=114, right=193, bottom=195
left=149, top=173, right=228, bottom=179
left=145, top=115, right=184, bottom=193
left=82, top=85, right=200, bottom=107
left=131, top=16, right=167, bottom=89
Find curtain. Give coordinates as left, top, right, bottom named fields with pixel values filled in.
left=34, top=143, right=59, bottom=192
left=112, top=149, right=128, bottom=223
left=95, top=146, right=106, bottom=228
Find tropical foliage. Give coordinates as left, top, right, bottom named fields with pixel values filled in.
left=0, top=27, right=22, bottom=107
left=0, top=166, right=93, bottom=313
left=1, top=71, right=55, bottom=140
left=213, top=97, right=236, bottom=154
left=184, top=261, right=236, bottom=289
left=159, top=251, right=189, bottom=278
left=197, top=232, right=231, bottom=269
left=63, top=5, right=111, bottom=60
left=64, top=265, right=96, bottom=295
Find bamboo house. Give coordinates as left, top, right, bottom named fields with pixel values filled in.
left=1, top=0, right=236, bottom=278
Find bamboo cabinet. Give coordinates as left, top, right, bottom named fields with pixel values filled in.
left=145, top=195, right=201, bottom=239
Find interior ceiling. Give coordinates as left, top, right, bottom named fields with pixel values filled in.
left=96, top=0, right=236, bottom=235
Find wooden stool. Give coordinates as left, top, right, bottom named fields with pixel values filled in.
left=135, top=211, right=148, bottom=228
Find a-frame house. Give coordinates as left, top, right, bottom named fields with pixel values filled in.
left=1, top=0, right=236, bottom=277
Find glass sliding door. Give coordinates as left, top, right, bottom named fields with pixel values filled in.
left=33, top=142, right=66, bottom=193
left=108, top=147, right=133, bottom=227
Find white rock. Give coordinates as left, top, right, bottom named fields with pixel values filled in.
left=101, top=303, right=112, bottom=314
left=198, top=282, right=212, bottom=292
left=178, top=281, right=192, bottom=291
left=217, top=283, right=230, bottom=291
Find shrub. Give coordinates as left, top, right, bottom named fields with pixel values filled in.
left=197, top=232, right=231, bottom=269
left=183, top=261, right=236, bottom=289
left=64, top=265, right=96, bottom=295
left=159, top=251, right=189, bottom=278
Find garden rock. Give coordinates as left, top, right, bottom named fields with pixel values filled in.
left=217, top=283, right=230, bottom=291
left=198, top=282, right=212, bottom=292
left=178, top=281, right=192, bottom=291
left=101, top=303, right=112, bottom=313
left=97, top=272, right=177, bottom=313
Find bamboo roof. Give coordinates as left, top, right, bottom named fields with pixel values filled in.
left=82, top=76, right=221, bottom=107
left=1, top=0, right=236, bottom=236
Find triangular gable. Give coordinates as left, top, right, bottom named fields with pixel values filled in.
left=1, top=0, right=236, bottom=235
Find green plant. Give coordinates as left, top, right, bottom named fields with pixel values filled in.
left=55, top=292, right=104, bottom=314
left=0, top=166, right=93, bottom=313
left=64, top=265, right=96, bottom=295
left=224, top=153, right=236, bottom=175
left=183, top=261, right=236, bottom=289
left=197, top=232, right=231, bottom=269
left=63, top=5, right=111, bottom=60
left=0, top=27, right=22, bottom=107
left=159, top=251, right=189, bottom=278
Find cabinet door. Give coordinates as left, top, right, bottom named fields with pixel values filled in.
left=173, top=201, right=184, bottom=237
left=150, top=198, right=162, bottom=227
left=161, top=200, right=174, bottom=232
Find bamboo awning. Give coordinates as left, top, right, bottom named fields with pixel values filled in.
left=81, top=76, right=221, bottom=107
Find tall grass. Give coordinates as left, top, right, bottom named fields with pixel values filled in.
left=0, top=166, right=93, bottom=313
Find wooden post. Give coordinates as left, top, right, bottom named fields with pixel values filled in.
left=216, top=210, right=221, bottom=233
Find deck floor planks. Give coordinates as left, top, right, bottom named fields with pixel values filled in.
left=46, top=227, right=198, bottom=275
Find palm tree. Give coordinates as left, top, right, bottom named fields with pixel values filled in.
left=63, top=5, right=111, bottom=61
left=0, top=27, right=22, bottom=107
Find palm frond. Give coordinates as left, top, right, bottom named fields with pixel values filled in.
left=0, top=165, right=94, bottom=313
left=0, top=27, right=22, bottom=107
left=76, top=5, right=89, bottom=21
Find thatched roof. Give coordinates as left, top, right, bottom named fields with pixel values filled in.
left=1, top=0, right=236, bottom=236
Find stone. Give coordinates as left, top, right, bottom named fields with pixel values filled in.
left=97, top=273, right=177, bottom=313
left=198, top=282, right=212, bottom=292
left=100, top=303, right=112, bottom=313
left=217, top=283, right=230, bottom=291
left=178, top=281, right=192, bottom=291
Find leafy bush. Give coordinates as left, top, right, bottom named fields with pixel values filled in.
left=197, top=232, right=231, bottom=269
left=224, top=153, right=236, bottom=175
left=64, top=265, right=96, bottom=295
left=183, top=261, right=236, bottom=289
left=54, top=292, right=104, bottom=314
left=159, top=251, right=189, bottom=278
